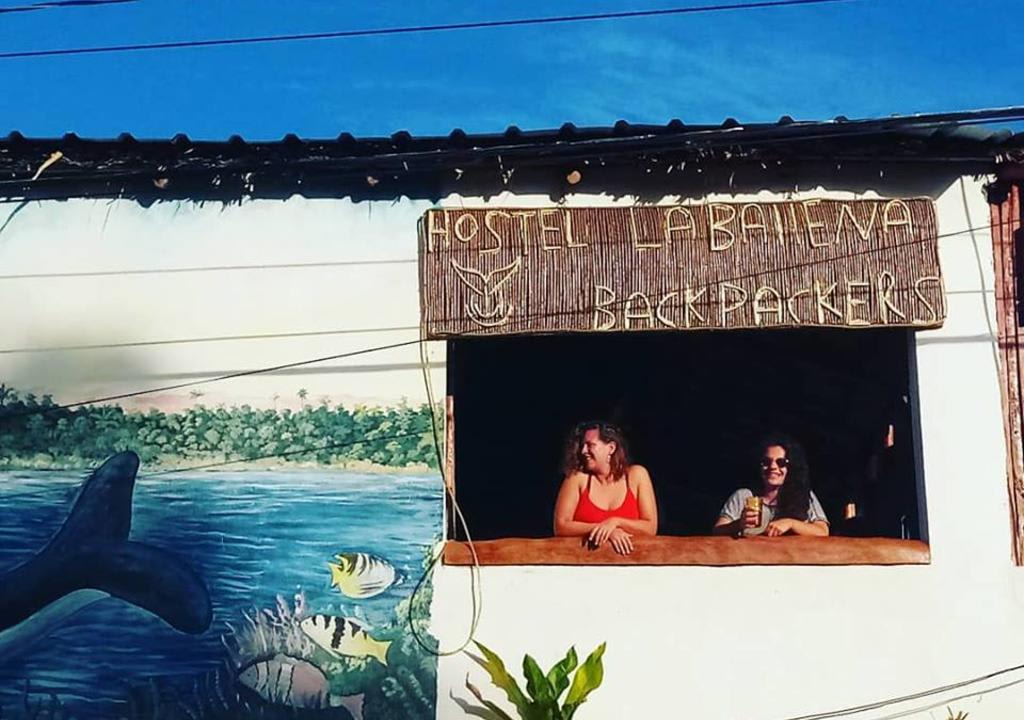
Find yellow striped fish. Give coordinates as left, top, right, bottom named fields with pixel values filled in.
left=327, top=552, right=398, bottom=599
left=299, top=615, right=391, bottom=666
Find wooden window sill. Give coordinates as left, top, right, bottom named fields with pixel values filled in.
left=443, top=536, right=930, bottom=566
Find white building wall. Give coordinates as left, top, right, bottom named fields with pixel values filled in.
left=1, top=176, right=1019, bottom=719
left=431, top=176, right=1024, bottom=720
left=0, top=196, right=443, bottom=407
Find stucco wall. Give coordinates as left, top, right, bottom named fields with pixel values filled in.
left=1, top=175, right=1019, bottom=719
left=431, top=177, right=1024, bottom=719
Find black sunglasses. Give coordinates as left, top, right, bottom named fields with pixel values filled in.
left=760, top=457, right=791, bottom=469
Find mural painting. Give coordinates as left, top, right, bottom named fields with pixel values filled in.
left=0, top=198, right=444, bottom=720
left=0, top=389, right=442, bottom=720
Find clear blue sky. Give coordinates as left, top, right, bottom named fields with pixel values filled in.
left=0, top=0, right=1018, bottom=140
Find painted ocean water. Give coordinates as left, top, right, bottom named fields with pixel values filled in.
left=0, top=469, right=443, bottom=718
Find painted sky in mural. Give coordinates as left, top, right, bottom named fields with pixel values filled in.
left=1, top=197, right=441, bottom=411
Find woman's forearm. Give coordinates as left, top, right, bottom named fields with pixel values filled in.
left=790, top=520, right=829, bottom=537
left=554, top=519, right=599, bottom=537
left=615, top=517, right=657, bottom=536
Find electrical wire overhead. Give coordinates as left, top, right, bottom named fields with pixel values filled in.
left=777, top=661, right=1024, bottom=720
left=0, top=0, right=862, bottom=59
left=0, top=338, right=424, bottom=420
left=0, top=258, right=416, bottom=281
left=0, top=0, right=135, bottom=14
left=143, top=428, right=434, bottom=477
left=0, top=325, right=419, bottom=355
left=0, top=218, right=1011, bottom=422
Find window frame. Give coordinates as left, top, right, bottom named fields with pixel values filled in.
left=442, top=331, right=932, bottom=567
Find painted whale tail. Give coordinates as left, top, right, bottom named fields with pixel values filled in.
left=0, top=451, right=212, bottom=648
left=50, top=451, right=141, bottom=552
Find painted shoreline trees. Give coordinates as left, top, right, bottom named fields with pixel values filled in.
left=0, top=386, right=439, bottom=471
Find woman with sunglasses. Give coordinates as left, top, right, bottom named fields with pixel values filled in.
left=553, top=420, right=658, bottom=555
left=712, top=435, right=829, bottom=537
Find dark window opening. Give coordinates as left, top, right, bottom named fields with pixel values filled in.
left=448, top=328, right=922, bottom=541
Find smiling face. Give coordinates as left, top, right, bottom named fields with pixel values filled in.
left=580, top=428, right=617, bottom=475
left=760, top=444, right=789, bottom=490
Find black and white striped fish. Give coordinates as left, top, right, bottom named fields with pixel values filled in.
left=299, top=614, right=391, bottom=666
left=236, top=653, right=331, bottom=708
left=327, top=552, right=399, bottom=599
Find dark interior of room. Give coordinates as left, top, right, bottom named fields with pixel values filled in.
left=448, top=327, right=921, bottom=541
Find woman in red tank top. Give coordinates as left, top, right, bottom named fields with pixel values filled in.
left=553, top=421, right=658, bottom=555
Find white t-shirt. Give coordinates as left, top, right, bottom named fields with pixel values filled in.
left=719, top=488, right=829, bottom=535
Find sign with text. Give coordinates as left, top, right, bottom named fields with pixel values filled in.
left=418, top=199, right=944, bottom=338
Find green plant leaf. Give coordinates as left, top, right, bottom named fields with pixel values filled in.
left=563, top=643, right=606, bottom=719
left=468, top=641, right=531, bottom=717
left=465, top=675, right=516, bottom=720
left=546, top=646, right=578, bottom=700
left=523, top=654, right=555, bottom=703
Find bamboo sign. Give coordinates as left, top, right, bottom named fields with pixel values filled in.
left=417, top=199, right=945, bottom=338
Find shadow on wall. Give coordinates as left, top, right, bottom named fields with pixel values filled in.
left=0, top=334, right=154, bottom=406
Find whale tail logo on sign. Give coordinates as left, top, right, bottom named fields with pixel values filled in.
left=450, top=256, right=522, bottom=328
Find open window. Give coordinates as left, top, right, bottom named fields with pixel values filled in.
left=441, top=328, right=930, bottom=565
left=419, top=201, right=942, bottom=565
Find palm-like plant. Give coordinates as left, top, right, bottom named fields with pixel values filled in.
left=465, top=641, right=606, bottom=720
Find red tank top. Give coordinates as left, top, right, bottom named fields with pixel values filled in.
left=572, top=475, right=640, bottom=523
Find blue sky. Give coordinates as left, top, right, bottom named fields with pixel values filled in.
left=0, top=0, right=1019, bottom=140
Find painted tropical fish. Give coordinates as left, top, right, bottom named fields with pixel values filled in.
left=127, top=661, right=362, bottom=720
left=299, top=615, right=391, bottom=666
left=327, top=552, right=398, bottom=599
left=237, top=653, right=333, bottom=708
left=0, top=451, right=211, bottom=660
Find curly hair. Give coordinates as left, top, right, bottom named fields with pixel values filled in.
left=754, top=433, right=811, bottom=521
left=562, top=420, right=630, bottom=480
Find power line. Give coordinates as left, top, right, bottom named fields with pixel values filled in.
left=0, top=0, right=862, bottom=60
left=409, top=336, right=483, bottom=656
left=870, top=676, right=1024, bottom=720
left=0, top=218, right=1008, bottom=419
left=102, top=360, right=445, bottom=380
left=0, top=218, right=996, bottom=286
left=778, top=660, right=1024, bottom=720
left=0, top=221, right=994, bottom=355
left=0, top=0, right=135, bottom=14
left=0, top=338, right=423, bottom=420
left=0, top=279, right=1000, bottom=355
left=144, top=430, right=432, bottom=475
left=0, top=325, right=419, bottom=355
left=0, top=218, right=1011, bottom=420
left=0, top=258, right=416, bottom=281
